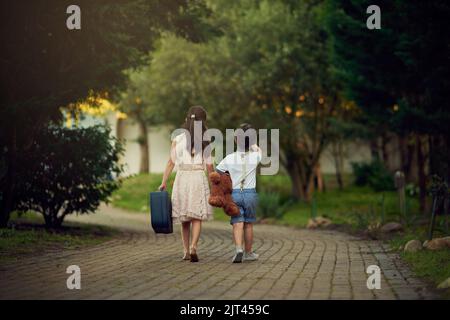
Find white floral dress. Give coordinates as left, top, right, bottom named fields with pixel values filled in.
left=171, top=133, right=213, bottom=223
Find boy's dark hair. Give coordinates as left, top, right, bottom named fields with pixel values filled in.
left=236, top=123, right=256, bottom=152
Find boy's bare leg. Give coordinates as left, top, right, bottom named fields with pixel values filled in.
left=233, top=222, right=244, bottom=249
left=232, top=222, right=245, bottom=263
left=244, top=222, right=253, bottom=253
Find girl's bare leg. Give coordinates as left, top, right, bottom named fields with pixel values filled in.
left=189, top=219, right=202, bottom=262
left=181, top=221, right=191, bottom=259
left=190, top=219, right=202, bottom=251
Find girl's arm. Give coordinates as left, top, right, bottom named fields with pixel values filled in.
left=206, top=163, right=214, bottom=176
left=205, top=146, right=215, bottom=176
left=159, top=141, right=176, bottom=191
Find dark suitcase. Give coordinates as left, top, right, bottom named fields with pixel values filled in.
left=150, top=191, right=173, bottom=234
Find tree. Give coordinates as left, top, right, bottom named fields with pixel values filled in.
left=0, top=0, right=207, bottom=226
left=131, top=0, right=345, bottom=201
left=325, top=0, right=401, bottom=160
left=210, top=0, right=344, bottom=201
left=326, top=102, right=365, bottom=190
left=392, top=0, right=450, bottom=211
left=113, top=0, right=219, bottom=173
left=117, top=70, right=166, bottom=173
left=129, top=33, right=250, bottom=132
left=326, top=0, right=450, bottom=212
left=14, top=125, right=123, bottom=228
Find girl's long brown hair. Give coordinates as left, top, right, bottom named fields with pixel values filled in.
left=183, top=106, right=209, bottom=154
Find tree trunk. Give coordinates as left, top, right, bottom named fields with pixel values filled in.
left=286, top=157, right=305, bottom=201
left=115, top=118, right=126, bottom=177
left=43, top=213, right=53, bottom=228
left=137, top=119, right=149, bottom=174
left=381, top=134, right=390, bottom=169
left=116, top=118, right=125, bottom=141
left=0, top=125, right=17, bottom=228
left=369, top=138, right=379, bottom=161
left=399, top=134, right=414, bottom=182
left=305, top=164, right=317, bottom=202
left=332, top=142, right=344, bottom=190
left=429, top=134, right=450, bottom=182
left=416, top=135, right=427, bottom=214
left=43, top=211, right=65, bottom=229
left=314, top=162, right=324, bottom=193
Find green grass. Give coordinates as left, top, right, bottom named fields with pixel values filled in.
left=402, top=250, right=450, bottom=296
left=279, top=185, right=420, bottom=229
left=259, top=173, right=420, bottom=229
left=0, top=212, right=118, bottom=263
left=112, top=172, right=420, bottom=226
left=112, top=173, right=176, bottom=212
left=389, top=227, right=450, bottom=297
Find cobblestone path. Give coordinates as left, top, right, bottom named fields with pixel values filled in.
left=0, top=205, right=439, bottom=300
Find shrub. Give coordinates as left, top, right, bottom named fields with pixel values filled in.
left=14, top=124, right=124, bottom=228
left=257, top=175, right=292, bottom=203
left=257, top=192, right=292, bottom=219
left=351, top=160, right=395, bottom=191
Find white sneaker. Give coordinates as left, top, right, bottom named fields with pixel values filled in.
left=243, top=252, right=259, bottom=261
left=232, top=249, right=244, bottom=263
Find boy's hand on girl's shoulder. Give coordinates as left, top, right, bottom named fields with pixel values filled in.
left=250, top=144, right=261, bottom=152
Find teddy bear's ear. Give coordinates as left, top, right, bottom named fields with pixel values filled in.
left=209, top=172, right=221, bottom=183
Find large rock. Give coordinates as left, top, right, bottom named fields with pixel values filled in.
left=306, top=217, right=332, bottom=229
left=315, top=216, right=332, bottom=227
left=437, top=277, right=450, bottom=289
left=307, top=218, right=318, bottom=229
left=423, top=236, right=450, bottom=251
left=380, top=222, right=403, bottom=233
left=404, top=240, right=422, bottom=253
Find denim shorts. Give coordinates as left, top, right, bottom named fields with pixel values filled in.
left=230, top=188, right=258, bottom=225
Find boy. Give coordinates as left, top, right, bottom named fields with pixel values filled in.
left=216, top=123, right=261, bottom=263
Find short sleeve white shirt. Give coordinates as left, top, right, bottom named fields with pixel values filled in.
left=216, top=150, right=261, bottom=189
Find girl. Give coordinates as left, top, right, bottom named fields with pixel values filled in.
left=159, top=106, right=214, bottom=262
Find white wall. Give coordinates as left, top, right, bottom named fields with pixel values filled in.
left=116, top=122, right=372, bottom=175
left=109, top=114, right=172, bottom=176
left=80, top=112, right=372, bottom=176
left=149, top=126, right=172, bottom=173
left=320, top=142, right=372, bottom=174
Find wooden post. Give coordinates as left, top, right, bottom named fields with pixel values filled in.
left=311, top=192, right=317, bottom=219
left=395, top=171, right=406, bottom=223
left=428, top=197, right=438, bottom=240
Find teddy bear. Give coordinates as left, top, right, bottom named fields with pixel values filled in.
left=208, top=171, right=240, bottom=217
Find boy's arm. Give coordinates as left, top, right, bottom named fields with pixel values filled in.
left=215, top=157, right=228, bottom=174
left=250, top=144, right=261, bottom=152
left=251, top=144, right=263, bottom=162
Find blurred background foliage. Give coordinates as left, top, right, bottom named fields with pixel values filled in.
left=1, top=0, right=449, bottom=230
